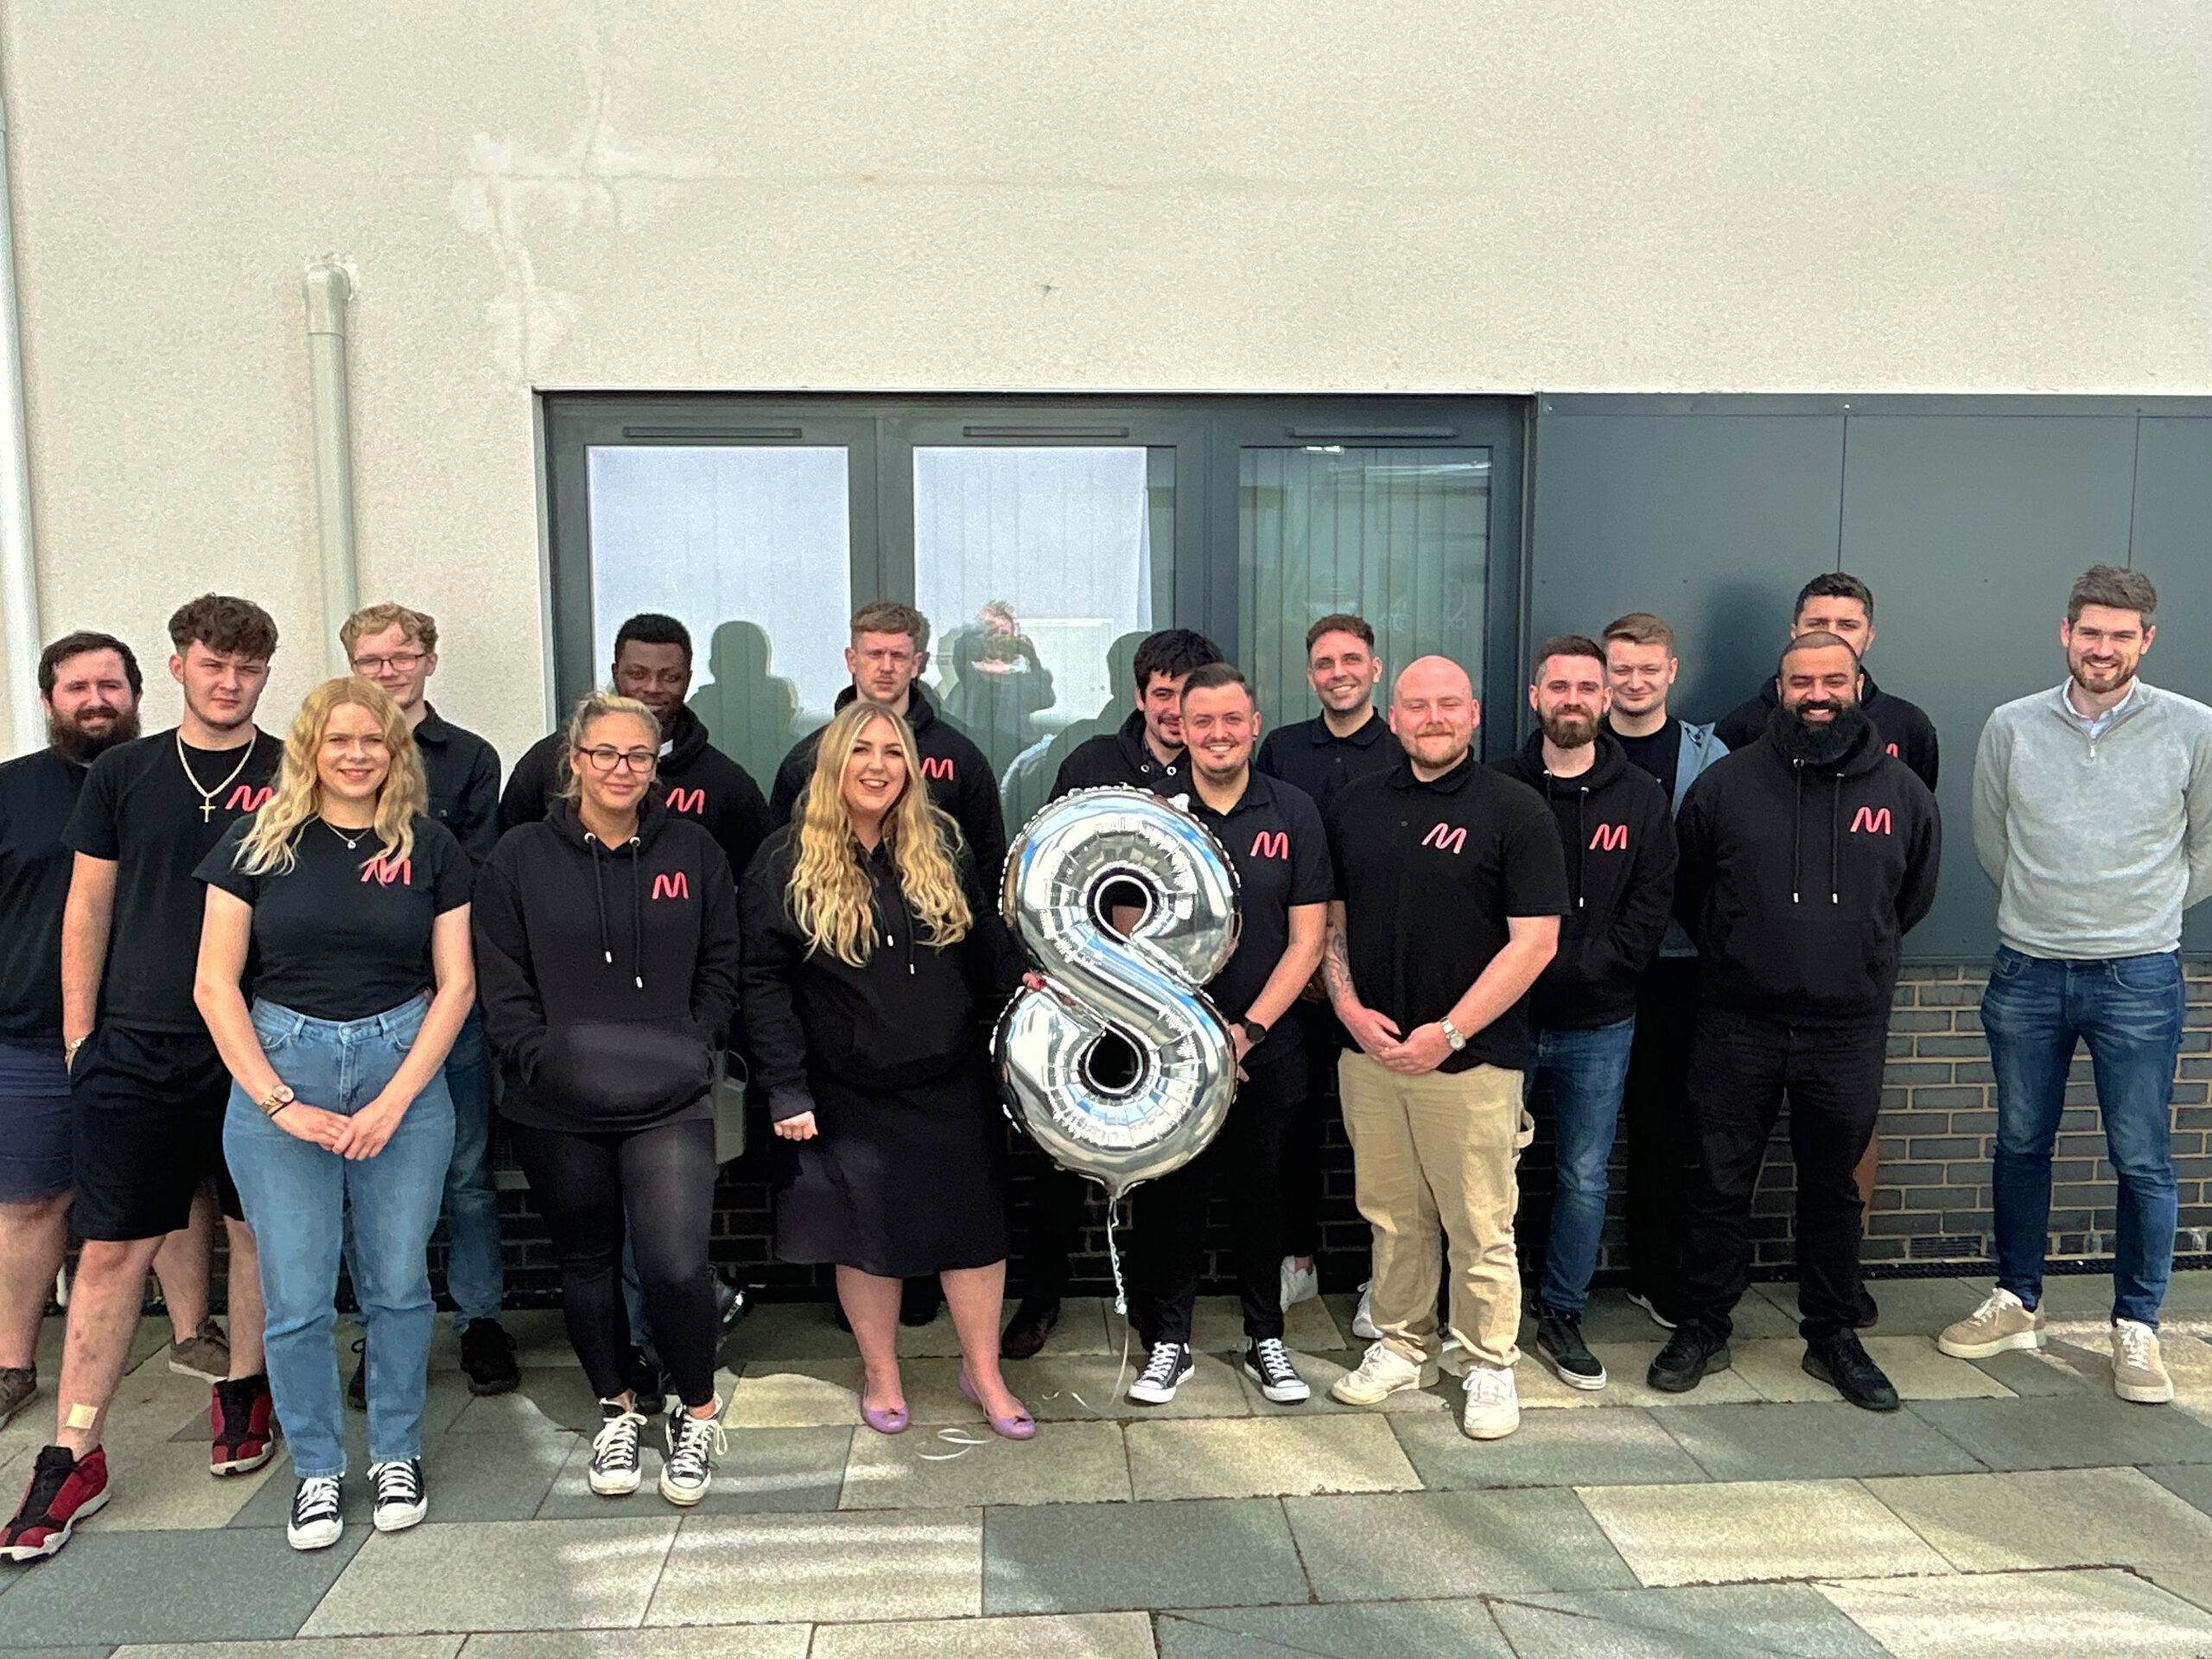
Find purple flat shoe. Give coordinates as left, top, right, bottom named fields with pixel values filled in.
left=860, top=1399, right=909, bottom=1435
left=958, top=1369, right=1037, bottom=1441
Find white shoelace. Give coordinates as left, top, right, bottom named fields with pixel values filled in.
left=370, top=1460, right=419, bottom=1508
left=292, top=1476, right=340, bottom=1526
left=1139, top=1342, right=1186, bottom=1385
left=2115, top=1321, right=2158, bottom=1370
left=664, top=1413, right=727, bottom=1480
left=1464, top=1365, right=1516, bottom=1406
left=1967, top=1287, right=2023, bottom=1325
left=592, top=1408, right=645, bottom=1468
left=1251, top=1338, right=1297, bottom=1384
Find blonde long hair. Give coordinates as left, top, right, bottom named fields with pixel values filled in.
left=232, top=677, right=424, bottom=876
left=786, top=699, right=970, bottom=966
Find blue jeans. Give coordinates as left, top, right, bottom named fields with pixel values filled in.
left=1985, top=947, right=2183, bottom=1328
left=1526, top=1016, right=1637, bottom=1316
left=439, top=1005, right=505, bottom=1329
left=224, top=996, right=454, bottom=1478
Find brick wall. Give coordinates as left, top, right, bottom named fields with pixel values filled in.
left=448, top=957, right=2212, bottom=1308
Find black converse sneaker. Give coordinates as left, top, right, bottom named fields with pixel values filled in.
left=1243, top=1338, right=1311, bottom=1404
left=1127, top=1340, right=1196, bottom=1405
left=286, top=1475, right=343, bottom=1551
left=588, top=1399, right=647, bottom=1497
left=659, top=1407, right=728, bottom=1507
left=369, top=1458, right=427, bottom=1532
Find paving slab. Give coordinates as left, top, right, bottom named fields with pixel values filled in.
left=721, top=1301, right=868, bottom=1363
left=2014, top=1328, right=2212, bottom=1401
left=537, top=1424, right=851, bottom=1517
left=1730, top=1337, right=2013, bottom=1403
left=842, top=1419, right=1131, bottom=1509
left=1182, top=1294, right=1343, bottom=1355
left=1126, top=1413, right=1420, bottom=1500
left=1390, top=1403, right=1709, bottom=1490
left=442, top=1370, right=601, bottom=1435
left=1230, top=1347, right=1450, bottom=1416
left=810, top=1611, right=1156, bottom=1658
left=1657, top=1401, right=1986, bottom=1482
left=457, top=1630, right=810, bottom=1658
left=2143, top=1459, right=2212, bottom=1518
left=1964, top=1344, right=2101, bottom=1397
left=1157, top=1598, right=1513, bottom=1657
left=1522, top=1342, right=1764, bottom=1409
left=0, top=1647, right=117, bottom=1659
left=1816, top=1566, right=2212, bottom=1659
left=1864, top=1466, right=2212, bottom=1571
left=2139, top=1563, right=2212, bottom=1617
left=1576, top=1477, right=1954, bottom=1586
left=111, top=1643, right=462, bottom=1658
left=1756, top=1277, right=1979, bottom=1339
left=730, top=1358, right=981, bottom=1428
left=983, top=1497, right=1308, bottom=1613
left=301, top=1516, right=677, bottom=1635
left=1495, top=1583, right=1893, bottom=1658
left=0, top=1523, right=369, bottom=1646
left=86, top=1434, right=279, bottom=1530
left=649, top=1507, right=982, bottom=1624
left=1906, top=1391, right=2212, bottom=1469
left=1286, top=1487, right=1637, bottom=1599
left=1003, top=1351, right=1251, bottom=1421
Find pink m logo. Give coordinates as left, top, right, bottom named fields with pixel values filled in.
left=359, top=855, right=410, bottom=887
left=226, top=785, right=271, bottom=811
left=1420, top=823, right=1467, bottom=855
left=1588, top=823, right=1628, bottom=852
left=1885, top=742, right=1899, bottom=758
left=651, top=872, right=690, bottom=901
left=920, top=756, right=955, bottom=782
left=665, top=787, right=705, bottom=814
left=1249, top=830, right=1287, bottom=860
left=1850, top=806, right=1893, bottom=835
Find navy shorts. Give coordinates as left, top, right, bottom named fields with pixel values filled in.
left=0, top=1039, right=72, bottom=1203
left=70, top=1024, right=243, bottom=1240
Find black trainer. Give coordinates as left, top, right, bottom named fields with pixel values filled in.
left=999, top=1297, right=1061, bottom=1361
left=1803, top=1332, right=1901, bottom=1412
left=1243, top=1338, right=1311, bottom=1404
left=1128, top=1340, right=1196, bottom=1405
left=1647, top=1325, right=1732, bottom=1394
left=1535, top=1307, right=1607, bottom=1390
left=345, top=1337, right=366, bottom=1412
left=460, top=1319, right=520, bottom=1396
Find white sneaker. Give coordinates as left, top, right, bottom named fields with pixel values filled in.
left=1280, top=1257, right=1319, bottom=1310
left=1128, top=1341, right=1196, bottom=1405
left=1351, top=1281, right=1381, bottom=1341
left=368, top=1458, right=426, bottom=1533
left=1460, top=1363, right=1521, bottom=1440
left=286, top=1475, right=342, bottom=1551
left=2112, top=1319, right=2175, bottom=1405
left=1936, top=1287, right=2045, bottom=1359
left=1328, top=1340, right=1437, bottom=1406
left=588, top=1400, right=647, bottom=1496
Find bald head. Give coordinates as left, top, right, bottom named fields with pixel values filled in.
left=1389, top=654, right=1479, bottom=779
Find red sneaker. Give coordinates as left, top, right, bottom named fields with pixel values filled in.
left=211, top=1374, right=278, bottom=1476
left=1, top=1445, right=110, bottom=1561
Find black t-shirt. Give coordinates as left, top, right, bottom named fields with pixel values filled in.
left=64, top=729, right=285, bottom=1033
left=1255, top=709, right=1399, bottom=817
left=0, top=748, right=90, bottom=1043
left=1612, top=717, right=1681, bottom=804
left=1187, top=772, right=1334, bottom=1067
left=196, top=816, right=471, bottom=1022
left=1325, top=755, right=1570, bottom=1073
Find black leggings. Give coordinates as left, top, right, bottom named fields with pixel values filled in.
left=509, top=1116, right=720, bottom=1408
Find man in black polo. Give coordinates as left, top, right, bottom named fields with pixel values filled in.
left=1001, top=626, right=1224, bottom=1359
left=1126, top=664, right=1331, bottom=1407
left=1255, top=612, right=1400, bottom=1317
left=0, top=632, right=143, bottom=1435
left=1321, top=655, right=1566, bottom=1441
left=501, top=612, right=772, bottom=878
left=1651, top=633, right=1940, bottom=1410
left=341, top=601, right=518, bottom=1398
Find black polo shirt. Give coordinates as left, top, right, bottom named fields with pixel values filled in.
left=1187, top=771, right=1332, bottom=1067
left=1325, top=754, right=1569, bottom=1073
left=1255, top=708, right=1396, bottom=817
left=413, top=706, right=502, bottom=868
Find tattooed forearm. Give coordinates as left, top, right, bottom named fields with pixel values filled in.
left=1321, top=923, right=1357, bottom=1011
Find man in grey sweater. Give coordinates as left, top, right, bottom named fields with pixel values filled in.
left=1939, top=566, right=2212, bottom=1405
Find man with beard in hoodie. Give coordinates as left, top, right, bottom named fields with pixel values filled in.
left=500, top=613, right=772, bottom=880
left=1649, top=633, right=1939, bottom=1410
left=1492, top=636, right=1675, bottom=1390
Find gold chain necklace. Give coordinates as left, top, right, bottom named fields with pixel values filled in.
left=175, top=732, right=257, bottom=823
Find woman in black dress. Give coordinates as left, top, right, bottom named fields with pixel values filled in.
left=741, top=698, right=1031, bottom=1438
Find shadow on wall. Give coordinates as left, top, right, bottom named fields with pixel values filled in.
left=1687, top=575, right=1797, bottom=723
left=689, top=620, right=800, bottom=788
left=999, top=628, right=1147, bottom=832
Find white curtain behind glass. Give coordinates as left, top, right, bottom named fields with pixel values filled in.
left=587, top=445, right=853, bottom=787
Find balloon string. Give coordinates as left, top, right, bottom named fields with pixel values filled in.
left=1105, top=1196, right=1128, bottom=1318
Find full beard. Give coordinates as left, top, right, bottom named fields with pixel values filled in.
left=1772, top=702, right=1869, bottom=767
left=49, top=708, right=141, bottom=765
left=1539, top=709, right=1597, bottom=750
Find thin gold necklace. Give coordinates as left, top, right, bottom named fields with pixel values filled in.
left=176, top=732, right=257, bottom=824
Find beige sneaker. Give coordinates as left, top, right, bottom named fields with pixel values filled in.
left=168, top=1317, right=231, bottom=1383
left=1936, top=1288, right=2044, bottom=1359
left=1328, top=1340, right=1438, bottom=1406
left=1460, top=1363, right=1520, bottom=1440
left=2112, top=1319, right=2175, bottom=1405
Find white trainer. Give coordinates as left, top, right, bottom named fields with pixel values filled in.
left=1328, top=1340, right=1437, bottom=1406
left=2112, top=1319, right=2175, bottom=1405
left=1460, top=1363, right=1521, bottom=1440
left=1936, top=1287, right=2045, bottom=1359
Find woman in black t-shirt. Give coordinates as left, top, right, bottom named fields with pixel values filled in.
left=192, top=678, right=474, bottom=1554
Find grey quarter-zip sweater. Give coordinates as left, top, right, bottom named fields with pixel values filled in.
left=1973, top=678, right=2212, bottom=959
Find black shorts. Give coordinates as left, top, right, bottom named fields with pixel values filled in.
left=70, top=1023, right=242, bottom=1241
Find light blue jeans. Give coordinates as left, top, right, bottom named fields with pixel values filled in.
left=1526, top=1016, right=1638, bottom=1316
left=439, top=1005, right=505, bottom=1329
left=225, top=996, right=454, bottom=1479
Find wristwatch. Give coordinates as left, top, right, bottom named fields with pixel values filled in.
left=1237, top=1016, right=1269, bottom=1046
left=1438, top=1017, right=1467, bottom=1052
left=257, top=1083, right=296, bottom=1118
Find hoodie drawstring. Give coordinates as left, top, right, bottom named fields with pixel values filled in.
left=1788, top=761, right=1846, bottom=906
left=1790, top=764, right=1804, bottom=905
left=588, top=834, right=614, bottom=965
left=629, top=839, right=645, bottom=988
left=1827, top=772, right=1842, bottom=906
left=1574, top=787, right=1588, bottom=909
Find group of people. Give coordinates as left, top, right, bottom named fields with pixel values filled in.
left=0, top=561, right=2202, bottom=1561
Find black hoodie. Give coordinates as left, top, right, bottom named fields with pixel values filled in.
left=1715, top=669, right=1940, bottom=791
left=499, top=703, right=772, bottom=881
left=1675, top=710, right=1942, bottom=1024
left=1051, top=709, right=1190, bottom=798
left=1491, top=729, right=1678, bottom=1029
left=474, top=797, right=742, bottom=1134
left=767, top=684, right=1007, bottom=885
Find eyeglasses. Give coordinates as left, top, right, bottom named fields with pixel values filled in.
left=575, top=747, right=657, bottom=775
left=351, top=652, right=426, bottom=674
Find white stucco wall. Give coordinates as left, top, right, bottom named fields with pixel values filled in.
left=0, top=0, right=2206, bottom=756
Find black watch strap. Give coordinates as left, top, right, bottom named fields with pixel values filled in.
left=1238, top=1016, right=1269, bottom=1045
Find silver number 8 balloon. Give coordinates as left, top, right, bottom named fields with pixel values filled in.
left=995, top=786, right=1242, bottom=1201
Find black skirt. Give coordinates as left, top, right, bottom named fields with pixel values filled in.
left=774, top=1054, right=1010, bottom=1277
